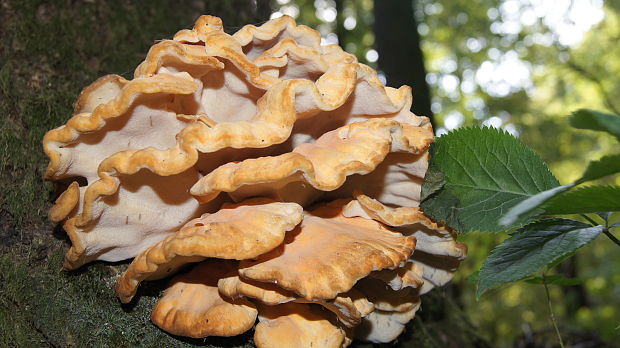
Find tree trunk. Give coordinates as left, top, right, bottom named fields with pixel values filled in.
left=335, top=0, right=348, bottom=47
left=557, top=255, right=590, bottom=315
left=374, top=0, right=434, bottom=124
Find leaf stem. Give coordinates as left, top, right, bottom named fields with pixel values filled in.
left=542, top=272, right=565, bottom=348
left=580, top=214, right=599, bottom=226
left=580, top=214, right=620, bottom=248
left=603, top=230, right=620, bottom=248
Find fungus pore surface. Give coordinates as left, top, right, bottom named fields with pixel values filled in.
left=43, top=14, right=466, bottom=347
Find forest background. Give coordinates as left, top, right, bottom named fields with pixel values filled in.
left=0, top=0, right=618, bottom=347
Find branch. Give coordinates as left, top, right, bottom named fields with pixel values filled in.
left=603, top=230, right=620, bottom=248
left=581, top=214, right=620, bottom=248
left=566, top=60, right=620, bottom=115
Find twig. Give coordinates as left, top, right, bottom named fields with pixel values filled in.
left=542, top=272, right=565, bottom=348
left=581, top=214, right=620, bottom=248
left=567, top=60, right=620, bottom=115
left=603, top=230, right=620, bottom=248
left=580, top=214, right=599, bottom=226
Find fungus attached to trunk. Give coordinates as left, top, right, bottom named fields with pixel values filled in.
left=42, top=14, right=466, bottom=347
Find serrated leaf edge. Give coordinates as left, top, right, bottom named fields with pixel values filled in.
left=476, top=218, right=602, bottom=298
left=427, top=127, right=559, bottom=233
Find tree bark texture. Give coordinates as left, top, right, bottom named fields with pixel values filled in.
left=374, top=0, right=434, bottom=124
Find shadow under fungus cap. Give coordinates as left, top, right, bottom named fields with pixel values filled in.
left=43, top=14, right=467, bottom=347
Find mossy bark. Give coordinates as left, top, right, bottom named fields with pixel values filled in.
left=0, top=1, right=265, bottom=346
left=0, top=1, right=488, bottom=346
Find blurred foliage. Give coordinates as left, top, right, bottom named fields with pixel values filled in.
left=273, top=0, right=376, bottom=65
left=272, top=0, right=620, bottom=346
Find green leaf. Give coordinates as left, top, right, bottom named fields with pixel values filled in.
left=523, top=274, right=583, bottom=286
left=420, top=167, right=445, bottom=201
left=477, top=218, right=604, bottom=297
left=544, top=250, right=576, bottom=271
left=542, top=186, right=620, bottom=215
left=499, top=184, right=574, bottom=226
left=466, top=271, right=480, bottom=284
left=570, top=109, right=620, bottom=141
left=577, top=154, right=620, bottom=184
left=421, top=127, right=559, bottom=233
left=500, top=155, right=620, bottom=226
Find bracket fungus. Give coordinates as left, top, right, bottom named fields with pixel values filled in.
left=43, top=14, right=467, bottom=347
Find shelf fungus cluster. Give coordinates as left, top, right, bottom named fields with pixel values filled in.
left=43, top=15, right=467, bottom=347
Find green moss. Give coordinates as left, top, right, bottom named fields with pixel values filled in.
left=0, top=241, right=255, bottom=347
left=0, top=298, right=51, bottom=347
